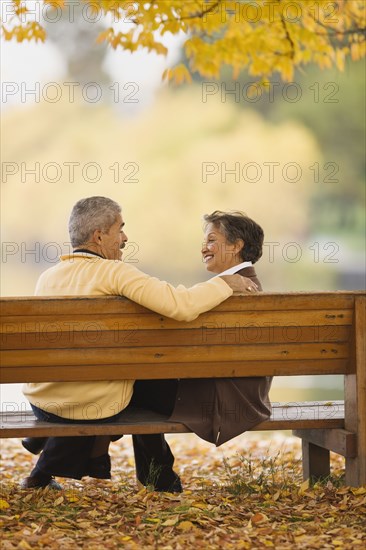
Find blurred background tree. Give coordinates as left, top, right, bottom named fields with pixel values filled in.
left=43, top=2, right=110, bottom=86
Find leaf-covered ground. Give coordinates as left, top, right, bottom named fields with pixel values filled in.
left=1, top=433, right=365, bottom=549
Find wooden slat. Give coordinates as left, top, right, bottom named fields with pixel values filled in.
left=1, top=292, right=362, bottom=316
left=0, top=310, right=354, bottom=335
left=0, top=402, right=345, bottom=438
left=293, top=428, right=357, bottom=457
left=0, top=342, right=350, bottom=368
left=0, top=359, right=350, bottom=384
left=1, top=325, right=351, bottom=350
left=0, top=296, right=150, bottom=316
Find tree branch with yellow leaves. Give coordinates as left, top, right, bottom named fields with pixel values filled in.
left=1, top=0, right=365, bottom=83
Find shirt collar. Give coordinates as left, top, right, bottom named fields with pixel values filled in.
left=72, top=248, right=105, bottom=259
left=213, top=261, right=253, bottom=277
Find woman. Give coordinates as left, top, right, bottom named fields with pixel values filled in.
left=169, top=210, right=272, bottom=445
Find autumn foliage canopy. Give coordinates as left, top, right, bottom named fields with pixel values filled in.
left=2, top=1, right=366, bottom=83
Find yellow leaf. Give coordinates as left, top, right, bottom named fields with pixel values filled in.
left=162, top=516, right=179, bottom=526
left=351, top=42, right=361, bottom=61
left=54, top=496, right=64, bottom=506
left=351, top=487, right=366, bottom=495
left=153, top=42, right=168, bottom=55
left=0, top=499, right=9, bottom=509
left=177, top=520, right=194, bottom=531
left=162, top=68, right=171, bottom=82
left=18, top=541, right=32, bottom=550
left=1, top=26, right=14, bottom=41
left=335, top=49, right=345, bottom=71
left=192, top=502, right=207, bottom=510
left=165, top=64, right=193, bottom=85
left=65, top=490, right=78, bottom=499
left=76, top=522, right=90, bottom=528
left=299, top=478, right=310, bottom=495
left=96, top=28, right=114, bottom=45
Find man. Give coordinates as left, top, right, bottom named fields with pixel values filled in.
left=21, top=196, right=258, bottom=491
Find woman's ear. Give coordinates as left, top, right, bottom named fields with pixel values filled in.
left=234, top=239, right=244, bottom=254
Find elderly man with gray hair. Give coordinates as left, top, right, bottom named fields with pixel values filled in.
left=21, top=196, right=257, bottom=492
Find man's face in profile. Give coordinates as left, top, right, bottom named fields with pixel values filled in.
left=99, top=214, right=128, bottom=261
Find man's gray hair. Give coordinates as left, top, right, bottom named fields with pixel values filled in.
left=69, top=196, right=121, bottom=248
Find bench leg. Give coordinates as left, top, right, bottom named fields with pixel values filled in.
left=301, top=439, right=330, bottom=483
left=345, top=456, right=364, bottom=487
left=344, top=296, right=366, bottom=487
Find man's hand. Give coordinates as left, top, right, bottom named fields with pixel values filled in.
left=220, top=275, right=258, bottom=295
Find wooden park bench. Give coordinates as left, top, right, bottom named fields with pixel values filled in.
left=1, top=292, right=365, bottom=487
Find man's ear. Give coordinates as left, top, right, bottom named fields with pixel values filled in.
left=92, top=229, right=103, bottom=244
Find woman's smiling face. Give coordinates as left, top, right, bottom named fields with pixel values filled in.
left=201, top=223, right=243, bottom=274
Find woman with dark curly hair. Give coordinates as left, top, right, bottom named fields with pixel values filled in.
left=133, top=211, right=272, bottom=456
left=168, top=210, right=272, bottom=445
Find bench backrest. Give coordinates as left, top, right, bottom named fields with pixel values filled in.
left=1, top=292, right=364, bottom=383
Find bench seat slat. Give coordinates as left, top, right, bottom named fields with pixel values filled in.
left=0, top=402, right=345, bottom=438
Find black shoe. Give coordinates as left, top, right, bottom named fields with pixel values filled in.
left=156, top=476, right=183, bottom=493
left=87, top=454, right=111, bottom=479
left=20, top=476, right=62, bottom=490
left=137, top=474, right=183, bottom=493
left=22, top=437, right=48, bottom=455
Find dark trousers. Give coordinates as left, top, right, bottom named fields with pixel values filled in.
left=130, top=379, right=179, bottom=488
left=30, top=380, right=179, bottom=486
left=30, top=404, right=121, bottom=480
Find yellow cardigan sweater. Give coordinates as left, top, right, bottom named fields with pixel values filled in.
left=23, top=252, right=232, bottom=420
